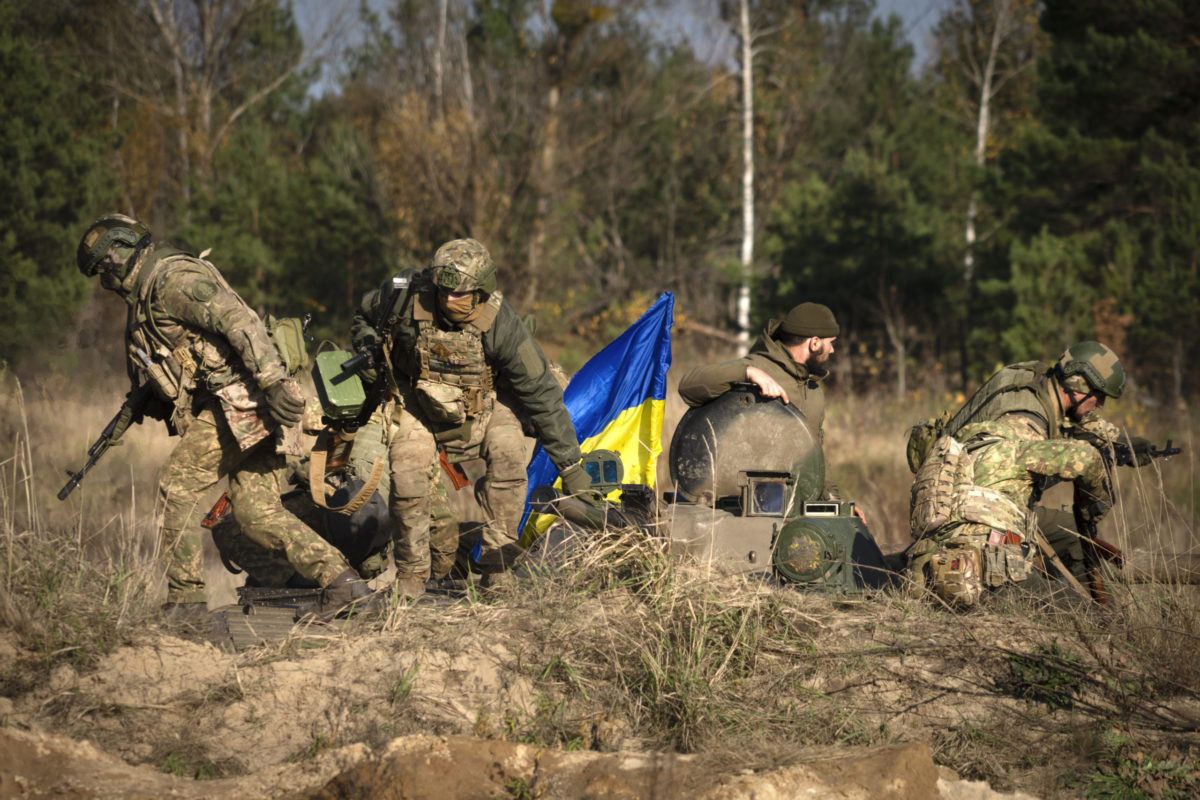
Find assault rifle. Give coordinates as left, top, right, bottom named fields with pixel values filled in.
left=58, top=382, right=155, bottom=500
left=1104, top=438, right=1181, bottom=468
left=341, top=274, right=413, bottom=380
left=1073, top=430, right=1182, bottom=468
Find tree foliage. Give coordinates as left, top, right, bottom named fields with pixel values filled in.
left=0, top=0, right=116, bottom=365
left=993, top=0, right=1200, bottom=399
left=0, top=0, right=1196, bottom=403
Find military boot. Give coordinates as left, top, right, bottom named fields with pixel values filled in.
left=393, top=573, right=427, bottom=603
left=319, top=568, right=381, bottom=619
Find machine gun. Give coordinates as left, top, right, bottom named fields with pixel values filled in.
left=58, top=382, right=155, bottom=500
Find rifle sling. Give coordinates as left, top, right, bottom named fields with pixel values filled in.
left=308, top=430, right=386, bottom=516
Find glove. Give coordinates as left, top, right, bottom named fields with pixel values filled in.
left=351, top=331, right=381, bottom=385
left=1128, top=436, right=1154, bottom=467
left=354, top=327, right=381, bottom=352
left=142, top=395, right=173, bottom=423
left=263, top=379, right=305, bottom=426
left=559, top=462, right=597, bottom=501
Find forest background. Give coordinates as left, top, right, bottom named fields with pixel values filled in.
left=2, top=0, right=1198, bottom=423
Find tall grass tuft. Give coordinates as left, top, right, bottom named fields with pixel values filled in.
left=1, top=373, right=161, bottom=682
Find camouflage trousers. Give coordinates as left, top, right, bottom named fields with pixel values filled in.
left=907, top=508, right=1088, bottom=606
left=388, top=388, right=527, bottom=577
left=209, top=476, right=458, bottom=585
left=159, top=401, right=351, bottom=603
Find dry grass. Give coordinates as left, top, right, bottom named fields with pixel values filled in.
left=2, top=363, right=1198, bottom=798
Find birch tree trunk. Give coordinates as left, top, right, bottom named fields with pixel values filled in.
left=939, top=0, right=1037, bottom=387
left=434, top=0, right=448, bottom=121
left=736, top=0, right=754, bottom=355
left=962, top=0, right=1004, bottom=294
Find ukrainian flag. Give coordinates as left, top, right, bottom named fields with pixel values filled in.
left=518, top=292, right=674, bottom=545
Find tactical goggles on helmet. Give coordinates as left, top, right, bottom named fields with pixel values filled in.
left=81, top=231, right=128, bottom=275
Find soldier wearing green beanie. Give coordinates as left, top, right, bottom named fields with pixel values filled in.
left=677, top=302, right=866, bottom=523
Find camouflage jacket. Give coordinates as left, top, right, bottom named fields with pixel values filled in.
left=958, top=417, right=1113, bottom=526
left=351, top=271, right=582, bottom=471
left=124, top=245, right=290, bottom=449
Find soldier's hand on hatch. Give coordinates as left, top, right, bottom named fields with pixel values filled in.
left=746, top=366, right=789, bottom=405
left=263, top=379, right=305, bottom=426
left=851, top=505, right=868, bottom=526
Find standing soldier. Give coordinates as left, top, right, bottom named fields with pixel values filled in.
left=350, top=238, right=590, bottom=599
left=76, top=213, right=372, bottom=617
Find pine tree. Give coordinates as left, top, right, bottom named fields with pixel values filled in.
left=0, top=0, right=115, bottom=367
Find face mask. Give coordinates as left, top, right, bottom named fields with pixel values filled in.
left=440, top=291, right=480, bottom=323
left=99, top=270, right=123, bottom=291
left=95, top=245, right=135, bottom=290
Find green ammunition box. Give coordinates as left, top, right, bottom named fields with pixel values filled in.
left=313, top=350, right=367, bottom=422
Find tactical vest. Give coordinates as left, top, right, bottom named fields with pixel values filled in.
left=907, top=362, right=1061, bottom=473
left=910, top=433, right=1028, bottom=541
left=405, top=287, right=501, bottom=429
left=125, top=248, right=250, bottom=405
left=946, top=362, right=1061, bottom=440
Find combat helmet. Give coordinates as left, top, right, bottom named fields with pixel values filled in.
left=77, top=213, right=151, bottom=278
left=1055, top=341, right=1125, bottom=399
left=431, top=238, right=497, bottom=295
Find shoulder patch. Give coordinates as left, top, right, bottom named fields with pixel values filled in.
left=186, top=279, right=220, bottom=303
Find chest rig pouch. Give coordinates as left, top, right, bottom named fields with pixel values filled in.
left=410, top=290, right=498, bottom=432
left=126, top=250, right=207, bottom=404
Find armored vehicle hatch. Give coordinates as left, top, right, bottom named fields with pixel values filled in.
left=669, top=386, right=824, bottom=511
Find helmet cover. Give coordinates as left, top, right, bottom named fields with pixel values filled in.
left=1056, top=341, right=1125, bottom=399
left=78, top=213, right=151, bottom=277
left=430, top=238, right=497, bottom=295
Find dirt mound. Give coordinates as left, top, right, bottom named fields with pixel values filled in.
left=2, top=566, right=1197, bottom=799
left=3, top=724, right=1040, bottom=799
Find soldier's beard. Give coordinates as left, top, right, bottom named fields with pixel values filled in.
left=440, top=293, right=480, bottom=324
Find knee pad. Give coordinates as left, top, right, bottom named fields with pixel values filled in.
left=926, top=546, right=983, bottom=607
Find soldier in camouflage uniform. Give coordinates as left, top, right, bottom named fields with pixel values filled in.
left=678, top=302, right=865, bottom=521
left=77, top=214, right=373, bottom=616
left=211, top=411, right=463, bottom=587
left=350, top=238, right=591, bottom=598
left=907, top=342, right=1128, bottom=605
